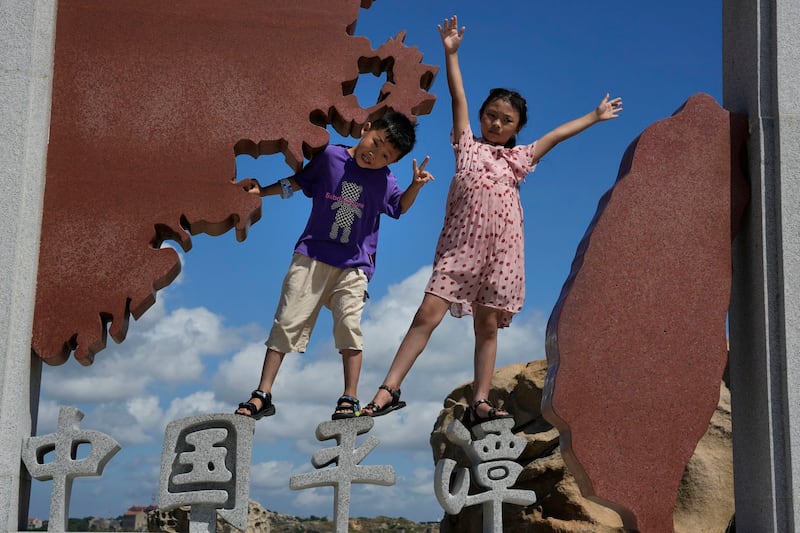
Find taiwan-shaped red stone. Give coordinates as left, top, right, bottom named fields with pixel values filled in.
left=542, top=93, right=748, bottom=532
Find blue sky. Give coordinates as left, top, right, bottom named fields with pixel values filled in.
left=30, top=1, right=722, bottom=524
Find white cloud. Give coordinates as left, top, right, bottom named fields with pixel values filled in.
left=408, top=467, right=435, bottom=496
left=32, top=264, right=547, bottom=523
left=291, top=488, right=331, bottom=511
left=214, top=343, right=271, bottom=403
left=214, top=346, right=346, bottom=438
left=33, top=399, right=65, bottom=434
left=126, top=395, right=164, bottom=431
left=251, top=460, right=297, bottom=490
left=270, top=356, right=348, bottom=403
left=348, top=481, right=440, bottom=521
left=251, top=402, right=339, bottom=442
left=36, top=296, right=256, bottom=452
left=41, top=301, right=252, bottom=403
left=45, top=373, right=150, bottom=404
left=365, top=401, right=443, bottom=451
left=163, top=390, right=229, bottom=422
left=497, top=310, right=548, bottom=364
left=87, top=403, right=154, bottom=446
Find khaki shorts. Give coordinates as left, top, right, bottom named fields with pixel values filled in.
left=266, top=253, right=368, bottom=354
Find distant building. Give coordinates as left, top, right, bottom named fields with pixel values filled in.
left=27, top=517, right=43, bottom=530
left=121, top=505, right=157, bottom=532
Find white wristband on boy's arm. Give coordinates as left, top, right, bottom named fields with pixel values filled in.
left=279, top=178, right=293, bottom=199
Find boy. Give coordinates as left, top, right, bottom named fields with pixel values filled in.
left=235, top=110, right=433, bottom=420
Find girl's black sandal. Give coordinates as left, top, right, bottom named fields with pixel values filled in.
left=463, top=398, right=513, bottom=428
left=362, top=384, right=407, bottom=417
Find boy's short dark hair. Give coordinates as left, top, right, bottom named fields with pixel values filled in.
left=370, top=110, right=416, bottom=159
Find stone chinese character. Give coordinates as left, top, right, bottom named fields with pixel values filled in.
left=22, top=406, right=121, bottom=532
left=435, top=417, right=536, bottom=533
left=159, top=413, right=255, bottom=533
left=290, top=417, right=395, bottom=533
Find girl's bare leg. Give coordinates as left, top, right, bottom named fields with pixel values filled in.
left=362, top=293, right=450, bottom=412
left=471, top=304, right=508, bottom=419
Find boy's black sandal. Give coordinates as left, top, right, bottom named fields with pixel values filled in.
left=236, top=389, right=276, bottom=420
left=463, top=398, right=513, bottom=428
left=332, top=395, right=361, bottom=420
left=363, top=384, right=407, bottom=417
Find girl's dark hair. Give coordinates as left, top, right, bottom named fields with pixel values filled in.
left=478, top=88, right=528, bottom=148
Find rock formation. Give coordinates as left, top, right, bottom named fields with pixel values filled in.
left=431, top=359, right=733, bottom=532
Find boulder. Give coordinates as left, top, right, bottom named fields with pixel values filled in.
left=431, top=360, right=733, bottom=532
left=148, top=500, right=270, bottom=533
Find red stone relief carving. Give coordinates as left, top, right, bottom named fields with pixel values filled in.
left=33, top=0, right=437, bottom=365
left=542, top=94, right=748, bottom=532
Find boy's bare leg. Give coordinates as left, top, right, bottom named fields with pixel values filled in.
left=235, top=348, right=285, bottom=414
left=341, top=348, right=362, bottom=399
left=471, top=304, right=508, bottom=419
left=362, top=293, right=449, bottom=413
left=330, top=348, right=362, bottom=417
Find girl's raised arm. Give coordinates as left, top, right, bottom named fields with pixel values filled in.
left=438, top=16, right=469, bottom=140
left=533, top=93, right=622, bottom=163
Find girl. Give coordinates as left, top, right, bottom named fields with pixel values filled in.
left=361, top=15, right=622, bottom=425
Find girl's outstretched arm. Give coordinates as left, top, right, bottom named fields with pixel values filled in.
left=438, top=16, right=469, bottom=140
left=533, top=93, right=622, bottom=163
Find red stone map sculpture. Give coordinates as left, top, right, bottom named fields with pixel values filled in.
left=542, top=94, right=748, bottom=532
left=33, top=0, right=437, bottom=365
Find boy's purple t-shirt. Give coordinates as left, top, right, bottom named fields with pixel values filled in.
left=291, top=144, right=404, bottom=280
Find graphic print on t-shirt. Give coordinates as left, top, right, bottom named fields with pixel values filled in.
left=329, top=181, right=364, bottom=244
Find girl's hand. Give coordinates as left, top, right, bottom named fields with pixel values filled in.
left=596, top=93, right=623, bottom=121
left=438, top=15, right=465, bottom=54
left=411, top=156, right=434, bottom=186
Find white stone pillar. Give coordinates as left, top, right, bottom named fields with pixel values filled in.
left=0, top=0, right=56, bottom=530
left=724, top=0, right=800, bottom=530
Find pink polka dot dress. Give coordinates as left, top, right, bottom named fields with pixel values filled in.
left=425, top=125, right=537, bottom=328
